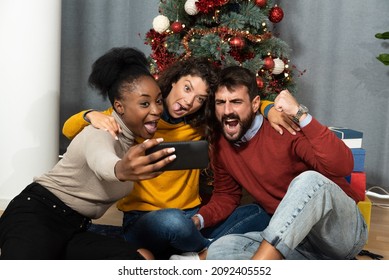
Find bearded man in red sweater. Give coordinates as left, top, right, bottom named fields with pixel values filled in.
left=192, top=66, right=367, bottom=260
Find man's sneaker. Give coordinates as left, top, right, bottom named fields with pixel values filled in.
left=169, top=252, right=200, bottom=260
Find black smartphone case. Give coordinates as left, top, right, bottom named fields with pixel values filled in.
left=146, top=140, right=209, bottom=171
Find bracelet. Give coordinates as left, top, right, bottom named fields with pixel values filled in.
left=83, top=109, right=95, bottom=123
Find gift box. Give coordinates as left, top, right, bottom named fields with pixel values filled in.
left=329, top=127, right=363, bottom=148
left=357, top=196, right=372, bottom=237
left=345, top=172, right=366, bottom=202
left=351, top=148, right=366, bottom=172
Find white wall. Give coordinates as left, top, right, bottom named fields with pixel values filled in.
left=0, top=0, right=62, bottom=209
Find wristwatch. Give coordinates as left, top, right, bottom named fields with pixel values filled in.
left=293, top=104, right=309, bottom=123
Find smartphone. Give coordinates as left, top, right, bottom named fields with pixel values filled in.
left=145, top=140, right=209, bottom=171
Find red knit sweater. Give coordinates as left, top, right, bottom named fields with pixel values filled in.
left=198, top=117, right=360, bottom=228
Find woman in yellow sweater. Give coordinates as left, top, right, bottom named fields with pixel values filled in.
left=63, top=58, right=298, bottom=259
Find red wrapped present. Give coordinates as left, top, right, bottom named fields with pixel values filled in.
left=346, top=172, right=366, bottom=201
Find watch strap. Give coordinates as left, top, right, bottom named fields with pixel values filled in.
left=292, top=104, right=308, bottom=123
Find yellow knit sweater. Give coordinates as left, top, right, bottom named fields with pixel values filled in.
left=62, top=100, right=273, bottom=211
left=118, top=119, right=203, bottom=211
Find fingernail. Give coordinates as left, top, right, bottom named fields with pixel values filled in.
left=168, top=148, right=175, bottom=153
left=115, top=136, right=119, bottom=140
left=144, top=139, right=149, bottom=143
left=156, top=138, right=164, bottom=143
left=169, top=154, right=176, bottom=160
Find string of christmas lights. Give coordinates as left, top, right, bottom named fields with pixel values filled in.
left=144, top=0, right=296, bottom=100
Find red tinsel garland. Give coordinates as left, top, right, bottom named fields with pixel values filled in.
left=195, top=0, right=229, bottom=14
left=145, top=29, right=176, bottom=73
left=229, top=49, right=255, bottom=63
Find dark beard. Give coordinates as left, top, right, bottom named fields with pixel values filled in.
left=221, top=112, right=256, bottom=144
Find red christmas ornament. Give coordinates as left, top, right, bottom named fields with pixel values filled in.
left=254, top=0, right=267, bottom=8
left=171, top=21, right=183, bottom=33
left=263, top=57, right=274, bottom=69
left=229, top=36, right=245, bottom=49
left=256, top=76, right=264, bottom=88
left=269, top=6, right=284, bottom=23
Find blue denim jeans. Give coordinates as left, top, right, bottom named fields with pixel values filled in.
left=122, top=203, right=270, bottom=259
left=207, top=171, right=368, bottom=260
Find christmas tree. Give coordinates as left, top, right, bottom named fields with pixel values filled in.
left=145, top=0, right=296, bottom=101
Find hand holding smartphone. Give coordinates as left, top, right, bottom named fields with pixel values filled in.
left=146, top=140, right=209, bottom=171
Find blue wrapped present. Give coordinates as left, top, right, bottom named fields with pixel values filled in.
left=329, top=127, right=363, bottom=148
left=351, top=148, right=365, bottom=172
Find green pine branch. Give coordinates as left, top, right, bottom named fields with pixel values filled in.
left=223, top=54, right=241, bottom=66
left=166, top=33, right=185, bottom=55
left=375, top=32, right=389, bottom=39
left=148, top=0, right=297, bottom=101
left=242, top=54, right=264, bottom=72
left=240, top=1, right=269, bottom=30
left=201, top=34, right=231, bottom=60
left=220, top=12, right=247, bottom=30
left=254, top=37, right=292, bottom=58
left=375, top=32, right=389, bottom=66
left=159, top=0, right=191, bottom=23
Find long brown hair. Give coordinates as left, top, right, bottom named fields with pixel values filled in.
left=157, top=57, right=219, bottom=128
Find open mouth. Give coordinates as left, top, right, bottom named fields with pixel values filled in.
left=224, top=118, right=240, bottom=136
left=144, top=120, right=159, bottom=135
left=172, top=102, right=189, bottom=116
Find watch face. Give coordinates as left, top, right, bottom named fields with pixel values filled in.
left=300, top=104, right=308, bottom=113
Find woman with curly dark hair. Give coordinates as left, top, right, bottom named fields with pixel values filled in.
left=62, top=56, right=293, bottom=259
left=0, top=47, right=173, bottom=259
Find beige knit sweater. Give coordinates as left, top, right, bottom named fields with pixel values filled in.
left=35, top=112, right=134, bottom=219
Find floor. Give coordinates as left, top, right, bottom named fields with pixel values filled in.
left=1, top=196, right=388, bottom=260
left=357, top=196, right=389, bottom=260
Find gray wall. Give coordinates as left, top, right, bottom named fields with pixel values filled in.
left=60, top=0, right=389, bottom=191
left=60, top=0, right=159, bottom=151
left=277, top=0, right=389, bottom=190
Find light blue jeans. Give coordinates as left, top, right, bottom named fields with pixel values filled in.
left=207, top=171, right=368, bottom=260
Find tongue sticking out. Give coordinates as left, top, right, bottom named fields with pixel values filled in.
left=173, top=102, right=187, bottom=112
left=145, top=122, right=158, bottom=135
left=171, top=102, right=188, bottom=117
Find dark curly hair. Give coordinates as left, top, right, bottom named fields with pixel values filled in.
left=88, top=47, right=153, bottom=107
left=157, top=57, right=219, bottom=128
